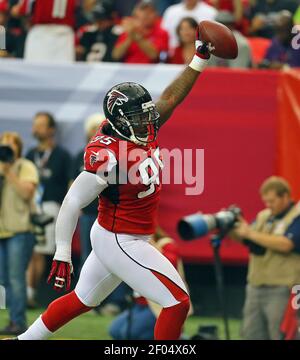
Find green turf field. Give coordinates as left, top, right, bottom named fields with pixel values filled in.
left=0, top=309, right=241, bottom=340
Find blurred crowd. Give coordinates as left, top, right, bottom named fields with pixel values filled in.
left=0, top=0, right=299, bottom=68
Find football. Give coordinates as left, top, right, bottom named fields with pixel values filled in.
left=198, top=20, right=238, bottom=59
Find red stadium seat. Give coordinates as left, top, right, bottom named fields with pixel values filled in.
left=0, top=0, right=8, bottom=12
left=247, top=37, right=271, bottom=65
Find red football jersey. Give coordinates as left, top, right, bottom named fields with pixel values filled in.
left=84, top=126, right=163, bottom=235
left=18, top=0, right=76, bottom=27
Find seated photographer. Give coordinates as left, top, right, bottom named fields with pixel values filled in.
left=109, top=227, right=192, bottom=340
left=0, top=132, right=39, bottom=335
left=231, top=176, right=300, bottom=340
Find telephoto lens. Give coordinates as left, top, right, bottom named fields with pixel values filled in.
left=178, top=213, right=217, bottom=240
left=178, top=206, right=242, bottom=240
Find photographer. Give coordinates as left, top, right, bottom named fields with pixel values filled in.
left=232, top=176, right=300, bottom=340
left=0, top=132, right=38, bottom=335
left=26, top=112, right=72, bottom=308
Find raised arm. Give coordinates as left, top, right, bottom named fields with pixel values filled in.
left=156, top=30, right=213, bottom=127
left=156, top=67, right=202, bottom=127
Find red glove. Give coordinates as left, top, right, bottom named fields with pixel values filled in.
left=47, top=260, right=73, bottom=292
left=195, top=27, right=215, bottom=60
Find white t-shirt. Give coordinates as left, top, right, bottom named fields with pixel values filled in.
left=162, top=1, right=218, bottom=50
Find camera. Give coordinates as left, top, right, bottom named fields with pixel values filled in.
left=31, top=213, right=54, bottom=245
left=31, top=213, right=54, bottom=228
left=177, top=205, right=242, bottom=240
left=0, top=145, right=15, bottom=164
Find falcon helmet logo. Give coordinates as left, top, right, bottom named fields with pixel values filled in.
left=107, top=90, right=128, bottom=115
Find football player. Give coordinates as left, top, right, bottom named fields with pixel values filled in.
left=17, top=28, right=213, bottom=340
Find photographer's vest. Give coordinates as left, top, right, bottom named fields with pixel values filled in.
left=248, top=203, right=300, bottom=288
left=0, top=158, right=36, bottom=237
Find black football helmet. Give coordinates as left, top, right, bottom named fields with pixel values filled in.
left=103, top=82, right=160, bottom=145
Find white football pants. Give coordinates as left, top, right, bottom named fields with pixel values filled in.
left=75, top=221, right=188, bottom=308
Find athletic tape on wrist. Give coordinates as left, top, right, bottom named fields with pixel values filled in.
left=189, top=54, right=209, bottom=72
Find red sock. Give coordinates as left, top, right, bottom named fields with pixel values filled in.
left=41, top=291, right=91, bottom=332
left=151, top=270, right=190, bottom=340
left=154, top=298, right=190, bottom=340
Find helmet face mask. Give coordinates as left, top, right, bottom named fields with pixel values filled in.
left=124, top=106, right=160, bottom=143
left=103, top=82, right=160, bottom=145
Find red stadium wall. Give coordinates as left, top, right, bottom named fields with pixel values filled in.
left=70, top=68, right=299, bottom=265
left=157, top=68, right=299, bottom=265
left=277, top=70, right=300, bottom=201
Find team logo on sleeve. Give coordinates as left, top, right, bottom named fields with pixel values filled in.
left=107, top=90, right=128, bottom=115
left=90, top=151, right=100, bottom=167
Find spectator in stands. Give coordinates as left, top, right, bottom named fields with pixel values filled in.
left=113, top=0, right=139, bottom=17
left=109, top=227, right=192, bottom=340
left=162, top=0, right=217, bottom=50
left=76, top=3, right=120, bottom=62
left=206, top=0, right=244, bottom=24
left=11, top=0, right=78, bottom=62
left=168, top=17, right=198, bottom=64
left=76, top=0, right=117, bottom=29
left=76, top=0, right=98, bottom=27
left=247, top=0, right=299, bottom=39
left=231, top=177, right=300, bottom=340
left=112, top=0, right=169, bottom=64
left=0, top=132, right=38, bottom=335
left=154, top=0, right=181, bottom=16
left=0, top=0, right=24, bottom=58
left=260, top=10, right=300, bottom=69
left=0, top=1, right=11, bottom=57
left=71, top=113, right=105, bottom=266
left=26, top=112, right=71, bottom=308
left=208, top=11, right=252, bottom=68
